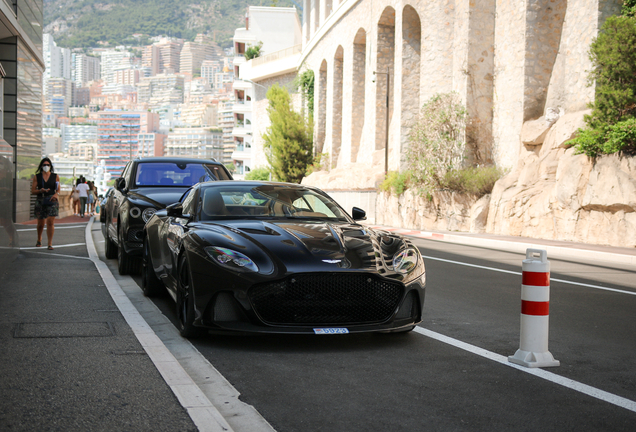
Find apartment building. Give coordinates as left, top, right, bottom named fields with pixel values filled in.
left=45, top=78, right=74, bottom=117
left=163, top=127, right=224, bottom=161
left=61, top=124, right=98, bottom=153
left=138, top=133, right=166, bottom=157
left=137, top=73, right=185, bottom=109
left=97, top=110, right=159, bottom=176
left=100, top=49, right=133, bottom=85
left=72, top=53, right=100, bottom=87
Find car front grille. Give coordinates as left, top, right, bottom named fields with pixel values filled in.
left=248, top=273, right=404, bottom=326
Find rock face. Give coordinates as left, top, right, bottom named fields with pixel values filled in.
left=375, top=190, right=486, bottom=233
left=487, top=110, right=636, bottom=248
left=374, top=109, right=636, bottom=248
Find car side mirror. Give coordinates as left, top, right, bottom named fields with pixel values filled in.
left=352, top=207, right=366, bottom=221
left=166, top=202, right=183, bottom=217
left=115, top=177, right=126, bottom=191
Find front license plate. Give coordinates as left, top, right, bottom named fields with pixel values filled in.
left=314, top=328, right=349, bottom=334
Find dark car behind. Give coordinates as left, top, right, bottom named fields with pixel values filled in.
left=101, top=157, right=232, bottom=275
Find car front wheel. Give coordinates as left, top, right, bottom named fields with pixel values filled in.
left=141, top=236, right=163, bottom=297
left=176, top=254, right=202, bottom=338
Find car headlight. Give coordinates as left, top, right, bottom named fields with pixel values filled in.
left=204, top=246, right=259, bottom=273
left=130, top=206, right=141, bottom=218
left=392, top=248, right=419, bottom=274
left=142, top=208, right=157, bottom=223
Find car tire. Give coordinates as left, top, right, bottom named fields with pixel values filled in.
left=176, top=254, right=202, bottom=339
left=141, top=236, right=163, bottom=297
left=118, top=225, right=140, bottom=275
left=104, top=224, right=118, bottom=260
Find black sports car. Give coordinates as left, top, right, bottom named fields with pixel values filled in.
left=142, top=181, right=426, bottom=337
left=102, top=157, right=232, bottom=275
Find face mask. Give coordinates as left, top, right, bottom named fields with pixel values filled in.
left=42, top=166, right=50, bottom=172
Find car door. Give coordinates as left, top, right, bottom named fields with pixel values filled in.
left=163, top=187, right=198, bottom=289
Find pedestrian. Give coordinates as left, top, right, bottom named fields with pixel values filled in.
left=31, top=157, right=60, bottom=250
left=87, top=181, right=96, bottom=216
left=71, top=179, right=80, bottom=215
left=76, top=177, right=89, bottom=218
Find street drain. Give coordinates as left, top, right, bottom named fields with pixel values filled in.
left=13, top=322, right=115, bottom=338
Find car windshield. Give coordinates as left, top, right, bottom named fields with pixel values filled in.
left=199, top=184, right=350, bottom=222
left=134, top=162, right=230, bottom=187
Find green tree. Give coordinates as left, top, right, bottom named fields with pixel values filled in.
left=571, top=14, right=636, bottom=157
left=586, top=15, right=636, bottom=128
left=297, top=70, right=315, bottom=117
left=262, top=84, right=313, bottom=183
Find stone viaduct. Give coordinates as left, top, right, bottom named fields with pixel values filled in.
left=299, top=0, right=622, bottom=189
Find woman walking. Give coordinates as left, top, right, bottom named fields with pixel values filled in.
left=87, top=181, right=96, bottom=216
left=31, top=157, right=60, bottom=250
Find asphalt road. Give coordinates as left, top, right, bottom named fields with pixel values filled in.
left=112, top=231, right=636, bottom=431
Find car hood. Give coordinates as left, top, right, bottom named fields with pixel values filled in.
left=191, top=219, right=422, bottom=281
left=128, top=187, right=188, bottom=208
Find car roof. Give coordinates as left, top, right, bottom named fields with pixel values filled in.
left=198, top=180, right=318, bottom=189
left=133, top=157, right=223, bottom=165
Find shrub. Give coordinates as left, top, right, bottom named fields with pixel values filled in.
left=439, top=166, right=505, bottom=196
left=407, top=92, right=467, bottom=195
left=245, top=167, right=270, bottom=181
left=379, top=171, right=413, bottom=195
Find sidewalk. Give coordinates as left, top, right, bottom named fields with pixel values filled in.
left=0, top=218, right=222, bottom=431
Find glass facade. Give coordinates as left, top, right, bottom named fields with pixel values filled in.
left=0, top=1, right=44, bottom=234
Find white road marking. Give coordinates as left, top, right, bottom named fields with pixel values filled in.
left=21, top=243, right=86, bottom=250
left=420, top=254, right=636, bottom=296
left=17, top=225, right=86, bottom=232
left=22, top=251, right=92, bottom=260
left=415, top=327, right=636, bottom=413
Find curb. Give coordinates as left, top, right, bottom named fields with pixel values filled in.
left=84, top=218, right=235, bottom=432
left=369, top=225, right=636, bottom=267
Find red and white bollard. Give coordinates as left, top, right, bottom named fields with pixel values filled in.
left=508, top=248, right=560, bottom=368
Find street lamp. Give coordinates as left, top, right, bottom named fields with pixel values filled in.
left=373, top=69, right=390, bottom=176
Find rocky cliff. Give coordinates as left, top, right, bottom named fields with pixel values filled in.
left=373, top=110, right=636, bottom=248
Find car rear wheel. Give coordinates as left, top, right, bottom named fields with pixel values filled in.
left=141, top=236, right=163, bottom=297
left=176, top=254, right=202, bottom=338
left=118, top=225, right=140, bottom=275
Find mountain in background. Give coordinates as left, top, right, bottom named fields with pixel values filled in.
left=44, top=0, right=298, bottom=49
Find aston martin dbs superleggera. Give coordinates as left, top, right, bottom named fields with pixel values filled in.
left=142, top=181, right=426, bottom=338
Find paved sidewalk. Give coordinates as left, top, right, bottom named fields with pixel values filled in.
left=0, top=218, right=198, bottom=431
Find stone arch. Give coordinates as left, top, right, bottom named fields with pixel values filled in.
left=332, top=46, right=344, bottom=167
left=375, top=7, right=395, bottom=157
left=316, top=59, right=328, bottom=154
left=401, top=5, right=421, bottom=165
left=351, top=28, right=366, bottom=163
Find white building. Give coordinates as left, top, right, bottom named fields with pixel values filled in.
left=44, top=33, right=71, bottom=82
left=163, top=127, right=224, bottom=161
left=48, top=153, right=95, bottom=181
left=231, top=6, right=302, bottom=178
left=61, top=124, right=98, bottom=153
left=100, top=49, right=133, bottom=85
left=72, top=53, right=100, bottom=87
